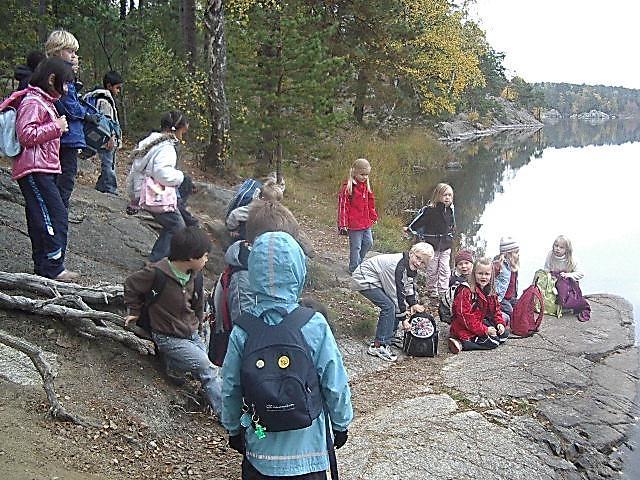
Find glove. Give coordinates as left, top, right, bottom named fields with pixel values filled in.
left=333, top=429, right=348, bottom=449
left=338, top=227, right=348, bottom=236
left=84, top=114, right=101, bottom=125
left=228, top=434, right=245, bottom=454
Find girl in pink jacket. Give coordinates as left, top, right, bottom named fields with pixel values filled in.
left=10, top=58, right=78, bottom=281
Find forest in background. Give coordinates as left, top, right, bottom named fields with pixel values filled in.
left=2, top=0, right=639, bottom=176
left=533, top=82, right=640, bottom=118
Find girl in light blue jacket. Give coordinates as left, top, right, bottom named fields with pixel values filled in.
left=222, top=232, right=353, bottom=478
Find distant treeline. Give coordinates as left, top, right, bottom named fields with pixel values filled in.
left=534, top=82, right=640, bottom=118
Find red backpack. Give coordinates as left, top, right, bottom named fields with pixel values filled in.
left=510, top=284, right=544, bottom=337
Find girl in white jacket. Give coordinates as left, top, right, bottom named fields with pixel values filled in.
left=126, top=111, right=187, bottom=262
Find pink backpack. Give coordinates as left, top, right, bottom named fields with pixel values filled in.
left=510, top=284, right=544, bottom=337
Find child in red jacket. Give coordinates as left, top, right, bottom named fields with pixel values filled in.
left=337, top=158, right=378, bottom=273
left=448, top=257, right=509, bottom=354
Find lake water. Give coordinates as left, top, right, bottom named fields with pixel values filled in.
left=439, top=120, right=640, bottom=334
left=436, top=119, right=640, bottom=477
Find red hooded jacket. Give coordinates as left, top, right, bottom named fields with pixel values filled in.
left=337, top=180, right=378, bottom=231
left=449, top=285, right=505, bottom=342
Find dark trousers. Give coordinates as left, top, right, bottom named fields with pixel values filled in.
left=18, top=173, right=68, bottom=278
left=241, top=458, right=325, bottom=480
left=462, top=319, right=509, bottom=351
left=56, top=146, right=78, bottom=208
left=95, top=147, right=117, bottom=193
left=149, top=210, right=186, bottom=262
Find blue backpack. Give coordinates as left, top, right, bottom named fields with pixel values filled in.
left=225, top=178, right=262, bottom=219
left=234, top=306, right=322, bottom=432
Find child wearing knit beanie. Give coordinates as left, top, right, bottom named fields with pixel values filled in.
left=450, top=249, right=474, bottom=286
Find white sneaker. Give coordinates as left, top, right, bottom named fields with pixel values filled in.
left=367, top=344, right=397, bottom=361
left=448, top=337, right=462, bottom=354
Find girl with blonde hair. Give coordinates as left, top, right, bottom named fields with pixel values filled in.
left=544, top=235, right=590, bottom=321
left=403, top=182, right=455, bottom=297
left=337, top=158, right=379, bottom=273
left=448, top=257, right=508, bottom=354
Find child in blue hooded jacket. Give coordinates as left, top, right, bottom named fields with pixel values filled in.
left=221, top=231, right=353, bottom=478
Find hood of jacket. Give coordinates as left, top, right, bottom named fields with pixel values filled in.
left=248, top=232, right=305, bottom=320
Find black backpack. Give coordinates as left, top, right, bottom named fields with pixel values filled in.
left=403, top=312, right=438, bottom=357
left=137, top=268, right=204, bottom=334
left=234, top=306, right=323, bottom=432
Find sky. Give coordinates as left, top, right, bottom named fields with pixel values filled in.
left=470, top=0, right=640, bottom=89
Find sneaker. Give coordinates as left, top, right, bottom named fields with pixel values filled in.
left=367, top=344, right=397, bottom=361
left=578, top=311, right=590, bottom=322
left=448, top=337, right=462, bottom=354
left=54, top=269, right=80, bottom=283
left=390, top=332, right=405, bottom=349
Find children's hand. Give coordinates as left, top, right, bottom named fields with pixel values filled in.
left=338, top=227, right=348, bottom=235
left=106, top=136, right=115, bottom=150
left=497, top=324, right=505, bottom=335
left=559, top=272, right=568, bottom=278
left=402, top=319, right=411, bottom=331
left=410, top=304, right=425, bottom=315
left=487, top=326, right=497, bottom=337
left=56, top=115, right=68, bottom=133
left=124, top=315, right=138, bottom=328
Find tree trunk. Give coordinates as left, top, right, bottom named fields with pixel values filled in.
left=257, top=11, right=281, bottom=174
left=203, top=0, right=230, bottom=174
left=38, top=0, right=48, bottom=43
left=181, top=0, right=197, bottom=71
left=354, top=68, right=368, bottom=125
left=120, top=0, right=126, bottom=19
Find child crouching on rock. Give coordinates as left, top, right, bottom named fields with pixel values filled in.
left=448, top=257, right=509, bottom=354
left=351, top=243, right=434, bottom=362
left=124, top=226, right=222, bottom=416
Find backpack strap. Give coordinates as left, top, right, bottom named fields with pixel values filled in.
left=282, top=306, right=316, bottom=331
left=138, top=267, right=167, bottom=332
left=146, top=267, right=167, bottom=305
left=234, top=306, right=316, bottom=337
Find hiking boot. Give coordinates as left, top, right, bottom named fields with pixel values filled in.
left=578, top=310, right=590, bottom=322
left=55, top=269, right=80, bottom=283
left=367, top=344, right=397, bottom=361
left=448, top=337, right=462, bottom=354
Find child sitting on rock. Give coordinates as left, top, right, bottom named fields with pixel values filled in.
left=450, top=249, right=474, bottom=286
left=494, top=236, right=520, bottom=319
left=544, top=235, right=590, bottom=322
left=448, top=257, right=509, bottom=354
left=124, top=226, right=222, bottom=416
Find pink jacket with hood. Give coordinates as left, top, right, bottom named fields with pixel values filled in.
left=1, top=86, right=63, bottom=180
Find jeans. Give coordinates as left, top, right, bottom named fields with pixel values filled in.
left=360, top=287, right=399, bottom=345
left=425, top=248, right=451, bottom=294
left=95, top=147, right=117, bottom=193
left=152, top=331, right=222, bottom=415
left=56, top=146, right=78, bottom=208
left=348, top=228, right=373, bottom=273
left=149, top=210, right=186, bottom=262
left=18, top=173, right=69, bottom=278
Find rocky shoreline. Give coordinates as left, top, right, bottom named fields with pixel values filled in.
left=0, top=166, right=637, bottom=479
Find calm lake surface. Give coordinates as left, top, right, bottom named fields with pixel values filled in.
left=440, top=120, right=640, bottom=334
left=436, top=119, right=640, bottom=477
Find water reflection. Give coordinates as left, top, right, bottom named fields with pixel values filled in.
left=409, top=119, right=640, bottom=479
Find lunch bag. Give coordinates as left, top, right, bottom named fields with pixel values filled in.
left=403, top=312, right=438, bottom=357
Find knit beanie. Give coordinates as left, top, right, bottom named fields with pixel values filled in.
left=499, top=236, right=519, bottom=254
left=454, top=249, right=473, bottom=265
